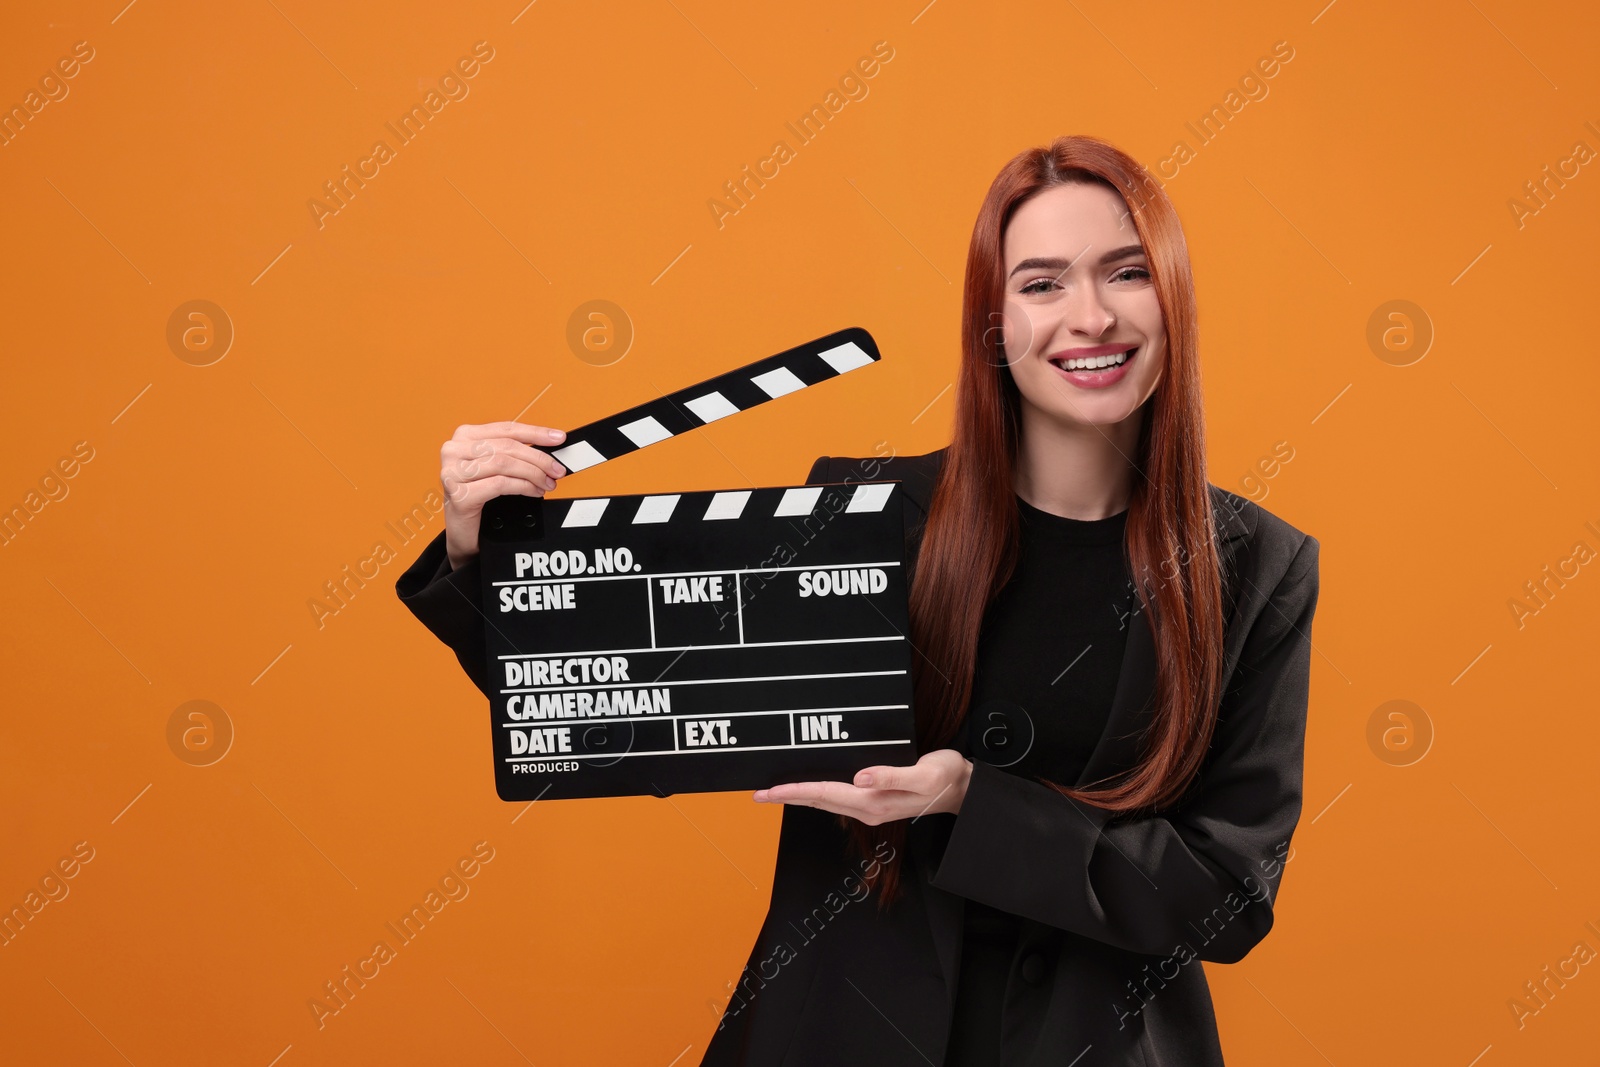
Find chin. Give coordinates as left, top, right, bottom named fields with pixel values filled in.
left=1048, top=403, right=1143, bottom=429
left=1020, top=376, right=1153, bottom=428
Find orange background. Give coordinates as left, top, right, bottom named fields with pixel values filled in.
left=3, top=0, right=1598, bottom=1063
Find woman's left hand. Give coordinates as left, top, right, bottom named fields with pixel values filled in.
left=753, top=750, right=974, bottom=824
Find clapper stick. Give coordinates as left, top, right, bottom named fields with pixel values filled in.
left=548, top=326, right=880, bottom=474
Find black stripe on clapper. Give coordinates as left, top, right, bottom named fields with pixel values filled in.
left=548, top=326, right=880, bottom=474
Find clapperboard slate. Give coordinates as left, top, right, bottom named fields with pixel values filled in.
left=477, top=328, right=918, bottom=800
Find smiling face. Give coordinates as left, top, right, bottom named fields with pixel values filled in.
left=999, top=181, right=1167, bottom=431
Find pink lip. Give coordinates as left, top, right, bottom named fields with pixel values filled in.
left=1046, top=344, right=1139, bottom=389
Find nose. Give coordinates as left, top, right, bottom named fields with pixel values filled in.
left=1061, top=281, right=1116, bottom=338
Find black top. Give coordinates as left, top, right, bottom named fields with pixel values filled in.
left=945, top=495, right=1135, bottom=1063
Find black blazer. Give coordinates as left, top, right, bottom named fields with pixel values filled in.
left=394, top=448, right=1321, bottom=1067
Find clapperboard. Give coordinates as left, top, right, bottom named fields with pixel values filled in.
left=478, top=327, right=918, bottom=800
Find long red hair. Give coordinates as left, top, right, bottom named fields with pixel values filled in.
left=850, top=135, right=1228, bottom=907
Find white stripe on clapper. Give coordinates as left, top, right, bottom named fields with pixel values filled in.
left=774, top=486, right=823, bottom=517
left=633, top=495, right=680, bottom=523
left=552, top=439, right=607, bottom=472
left=684, top=391, right=740, bottom=423
left=618, top=415, right=672, bottom=448
left=818, top=341, right=873, bottom=374
left=751, top=367, right=807, bottom=398
left=563, top=498, right=609, bottom=527
left=846, top=483, right=894, bottom=513
left=703, top=490, right=752, bottom=520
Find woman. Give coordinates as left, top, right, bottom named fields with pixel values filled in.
left=396, top=135, right=1320, bottom=1066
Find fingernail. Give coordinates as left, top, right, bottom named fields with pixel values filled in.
left=753, top=790, right=769, bottom=802
left=857, top=773, right=873, bottom=787
left=550, top=429, right=566, bottom=441
left=554, top=463, right=567, bottom=477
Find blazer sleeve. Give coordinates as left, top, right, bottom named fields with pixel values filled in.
left=928, top=533, right=1321, bottom=964
left=394, top=531, right=494, bottom=699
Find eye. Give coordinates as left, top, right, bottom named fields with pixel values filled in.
left=1018, top=276, right=1059, bottom=295
left=1112, top=266, right=1151, bottom=283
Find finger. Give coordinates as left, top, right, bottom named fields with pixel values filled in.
left=443, top=474, right=546, bottom=509
left=756, top=781, right=914, bottom=825
left=853, top=763, right=926, bottom=792
left=444, top=438, right=568, bottom=480
left=757, top=781, right=824, bottom=804
left=758, top=780, right=863, bottom=807
left=441, top=475, right=546, bottom=510
left=452, top=422, right=567, bottom=448
left=489, top=439, right=568, bottom=479
left=444, top=448, right=561, bottom=490
left=444, top=438, right=566, bottom=481
left=442, top=450, right=539, bottom=491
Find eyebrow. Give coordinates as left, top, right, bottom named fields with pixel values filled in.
left=1008, top=244, right=1147, bottom=278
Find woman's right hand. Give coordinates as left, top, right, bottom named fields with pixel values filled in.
left=440, top=422, right=569, bottom=571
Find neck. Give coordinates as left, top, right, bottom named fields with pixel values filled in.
left=1012, top=402, right=1144, bottom=520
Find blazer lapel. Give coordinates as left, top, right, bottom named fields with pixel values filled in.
left=919, top=484, right=1257, bottom=1003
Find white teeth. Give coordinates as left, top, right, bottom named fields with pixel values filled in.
left=1056, top=349, right=1132, bottom=371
